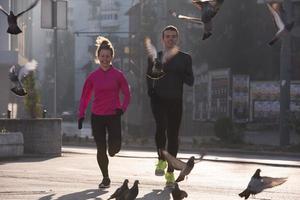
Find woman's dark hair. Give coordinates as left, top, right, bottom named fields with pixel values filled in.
left=95, top=36, right=115, bottom=63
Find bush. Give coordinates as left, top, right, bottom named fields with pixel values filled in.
left=214, top=117, right=243, bottom=144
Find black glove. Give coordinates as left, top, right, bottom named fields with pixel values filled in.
left=78, top=117, right=84, bottom=129
left=115, top=108, right=124, bottom=116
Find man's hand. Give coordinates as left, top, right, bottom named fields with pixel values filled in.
left=115, top=108, right=124, bottom=116
left=78, top=117, right=84, bottom=129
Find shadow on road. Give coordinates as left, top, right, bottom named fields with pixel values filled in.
left=39, top=189, right=108, bottom=200
left=137, top=188, right=171, bottom=200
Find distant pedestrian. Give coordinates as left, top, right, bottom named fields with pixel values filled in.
left=78, top=36, right=131, bottom=188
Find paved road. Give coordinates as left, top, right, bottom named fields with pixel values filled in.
left=1, top=147, right=300, bottom=200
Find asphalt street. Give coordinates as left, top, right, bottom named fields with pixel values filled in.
left=0, top=146, right=300, bottom=200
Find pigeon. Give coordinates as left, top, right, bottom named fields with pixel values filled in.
left=9, top=59, right=38, bottom=96
left=266, top=2, right=294, bottom=46
left=192, top=0, right=224, bottom=40
left=107, top=179, right=129, bottom=200
left=160, top=149, right=205, bottom=182
left=169, top=10, right=203, bottom=25
left=170, top=1, right=224, bottom=40
left=144, top=37, right=178, bottom=80
left=120, top=180, right=139, bottom=200
left=0, top=0, right=39, bottom=34
left=172, top=183, right=188, bottom=200
left=239, top=169, right=288, bottom=199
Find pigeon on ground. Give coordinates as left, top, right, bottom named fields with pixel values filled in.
left=239, top=169, right=288, bottom=199
left=120, top=180, right=139, bottom=200
left=0, top=0, right=39, bottom=34
left=266, top=2, right=294, bottom=46
left=107, top=179, right=129, bottom=200
left=192, top=0, right=224, bottom=40
left=172, top=183, right=188, bottom=200
left=9, top=59, right=38, bottom=96
left=160, top=149, right=205, bottom=182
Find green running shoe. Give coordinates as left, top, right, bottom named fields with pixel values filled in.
left=165, top=172, right=175, bottom=187
left=155, top=160, right=167, bottom=176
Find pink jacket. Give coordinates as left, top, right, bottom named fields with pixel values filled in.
left=78, top=66, right=131, bottom=118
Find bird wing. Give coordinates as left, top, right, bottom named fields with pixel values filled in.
left=169, top=9, right=203, bottom=25
left=177, top=14, right=203, bottom=24
left=161, top=150, right=186, bottom=170
left=9, top=65, right=19, bottom=82
left=0, top=5, right=9, bottom=16
left=261, top=176, right=287, bottom=189
left=144, top=37, right=157, bottom=62
left=194, top=152, right=205, bottom=164
left=267, top=3, right=285, bottom=32
left=18, top=59, right=38, bottom=81
left=16, top=0, right=39, bottom=17
left=9, top=65, right=16, bottom=74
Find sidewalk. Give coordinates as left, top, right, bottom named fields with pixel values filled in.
left=64, top=146, right=300, bottom=168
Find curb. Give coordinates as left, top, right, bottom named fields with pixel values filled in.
left=63, top=145, right=300, bottom=168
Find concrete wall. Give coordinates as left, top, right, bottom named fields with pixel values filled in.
left=0, top=132, right=23, bottom=158
left=0, top=118, right=62, bottom=156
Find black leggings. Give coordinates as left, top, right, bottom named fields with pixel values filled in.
left=91, top=113, right=121, bottom=178
left=150, top=96, right=182, bottom=172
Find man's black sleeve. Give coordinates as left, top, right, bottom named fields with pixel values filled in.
left=183, top=54, right=194, bottom=86
left=146, top=58, right=155, bottom=97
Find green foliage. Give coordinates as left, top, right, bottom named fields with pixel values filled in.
left=214, top=117, right=243, bottom=144
left=23, top=72, right=42, bottom=118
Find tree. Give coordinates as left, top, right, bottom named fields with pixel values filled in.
left=23, top=72, right=42, bottom=118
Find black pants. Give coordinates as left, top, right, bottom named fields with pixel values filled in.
left=150, top=96, right=182, bottom=172
left=91, top=113, right=121, bottom=178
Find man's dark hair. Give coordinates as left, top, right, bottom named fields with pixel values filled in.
left=162, top=25, right=179, bottom=38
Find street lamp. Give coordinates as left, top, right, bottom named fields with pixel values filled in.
left=41, top=0, right=67, bottom=117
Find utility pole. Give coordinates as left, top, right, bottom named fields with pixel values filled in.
left=279, top=0, right=293, bottom=146
left=257, top=0, right=298, bottom=146
left=53, top=0, right=58, bottom=117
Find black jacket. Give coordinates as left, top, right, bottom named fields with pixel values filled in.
left=146, top=51, right=194, bottom=99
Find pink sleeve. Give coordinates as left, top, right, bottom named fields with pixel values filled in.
left=78, top=77, right=93, bottom=119
left=119, top=73, right=131, bottom=112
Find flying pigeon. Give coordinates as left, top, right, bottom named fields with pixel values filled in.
left=144, top=37, right=178, bottom=80
left=107, top=179, right=129, bottom=200
left=169, top=10, right=203, bottom=25
left=239, top=169, right=288, bottom=199
left=160, top=149, right=205, bottom=182
left=0, top=0, right=39, bottom=34
left=170, top=0, right=223, bottom=40
left=266, top=2, right=294, bottom=46
left=120, top=180, right=139, bottom=200
left=9, top=59, right=38, bottom=96
left=172, top=183, right=188, bottom=200
left=192, top=0, right=224, bottom=40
